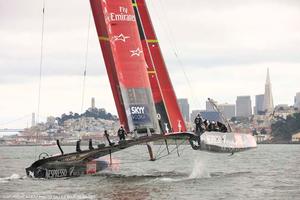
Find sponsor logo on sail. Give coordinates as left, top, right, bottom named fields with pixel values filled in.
left=112, top=33, right=130, bottom=42
left=130, top=47, right=143, bottom=57
left=131, top=106, right=145, bottom=115
left=129, top=105, right=150, bottom=124
left=107, top=6, right=135, bottom=22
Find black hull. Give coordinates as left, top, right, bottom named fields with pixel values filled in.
left=26, top=134, right=168, bottom=178
left=26, top=132, right=257, bottom=178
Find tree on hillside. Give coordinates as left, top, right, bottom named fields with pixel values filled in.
left=271, top=113, right=300, bottom=140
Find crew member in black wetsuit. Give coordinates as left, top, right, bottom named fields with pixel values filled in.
left=89, top=139, right=94, bottom=150
left=191, top=114, right=203, bottom=149
left=194, top=114, right=203, bottom=133
left=208, top=121, right=216, bottom=131
left=217, top=121, right=228, bottom=133
left=118, top=126, right=127, bottom=141
left=203, top=119, right=209, bottom=131
left=157, top=114, right=164, bottom=134
left=76, top=139, right=82, bottom=152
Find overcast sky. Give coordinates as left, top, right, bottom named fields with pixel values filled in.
left=1, top=0, right=300, bottom=128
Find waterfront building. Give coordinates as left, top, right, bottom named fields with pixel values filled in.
left=236, top=96, right=252, bottom=117
left=294, top=92, right=300, bottom=110
left=263, top=68, right=274, bottom=113
left=219, top=103, right=235, bottom=119
left=292, top=132, right=300, bottom=142
left=177, top=98, right=190, bottom=122
left=255, top=94, right=265, bottom=115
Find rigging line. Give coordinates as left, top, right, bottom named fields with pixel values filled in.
left=155, top=139, right=185, bottom=158
left=80, top=11, right=91, bottom=113
left=37, top=0, right=46, bottom=124
left=35, top=0, right=46, bottom=161
left=153, top=1, right=201, bottom=107
left=154, top=143, right=163, bottom=158
left=156, top=139, right=187, bottom=160
left=0, top=114, right=32, bottom=127
left=155, top=142, right=169, bottom=158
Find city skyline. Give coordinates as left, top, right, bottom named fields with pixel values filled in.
left=1, top=0, right=300, bottom=128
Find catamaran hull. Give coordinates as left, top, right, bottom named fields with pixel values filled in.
left=26, top=132, right=257, bottom=178
left=188, top=132, right=257, bottom=153
left=26, top=135, right=165, bottom=179
left=26, top=160, right=108, bottom=179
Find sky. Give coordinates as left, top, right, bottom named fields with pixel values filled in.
left=0, top=0, right=300, bottom=128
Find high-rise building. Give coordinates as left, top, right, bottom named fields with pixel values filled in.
left=236, top=96, right=252, bottom=117
left=177, top=98, right=190, bottom=122
left=91, top=97, right=95, bottom=109
left=294, top=92, right=300, bottom=109
left=255, top=94, right=265, bottom=115
left=263, top=68, right=274, bottom=113
left=219, top=103, right=235, bottom=119
left=206, top=100, right=217, bottom=111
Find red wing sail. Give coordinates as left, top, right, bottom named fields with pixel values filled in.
left=90, top=0, right=159, bottom=133
left=133, top=0, right=187, bottom=132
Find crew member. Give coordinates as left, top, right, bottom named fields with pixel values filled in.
left=208, top=121, right=217, bottom=131
left=203, top=119, right=209, bottom=131
left=76, top=139, right=82, bottom=152
left=194, top=114, right=203, bottom=133
left=118, top=126, right=127, bottom=141
left=89, top=139, right=94, bottom=150
left=217, top=121, right=228, bottom=133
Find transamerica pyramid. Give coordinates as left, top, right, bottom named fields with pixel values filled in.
left=264, top=68, right=274, bottom=113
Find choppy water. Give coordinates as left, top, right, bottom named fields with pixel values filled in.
left=0, top=144, right=299, bottom=200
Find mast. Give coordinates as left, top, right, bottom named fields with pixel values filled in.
left=133, top=0, right=187, bottom=132
left=90, top=0, right=159, bottom=133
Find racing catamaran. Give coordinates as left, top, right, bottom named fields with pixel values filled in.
left=26, top=0, right=256, bottom=179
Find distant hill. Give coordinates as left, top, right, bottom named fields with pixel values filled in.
left=56, top=108, right=118, bottom=126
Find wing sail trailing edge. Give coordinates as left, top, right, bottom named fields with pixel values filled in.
left=133, top=0, right=187, bottom=133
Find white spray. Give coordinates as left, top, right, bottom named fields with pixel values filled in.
left=188, top=158, right=211, bottom=179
